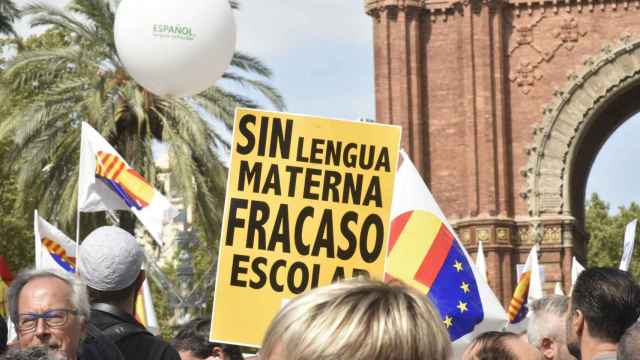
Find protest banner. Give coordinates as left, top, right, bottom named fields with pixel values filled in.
left=210, top=108, right=401, bottom=346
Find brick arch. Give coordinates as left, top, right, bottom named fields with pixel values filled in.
left=524, top=36, right=640, bottom=232
left=367, top=0, right=640, bottom=303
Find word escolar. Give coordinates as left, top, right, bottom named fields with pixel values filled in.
left=230, top=255, right=370, bottom=294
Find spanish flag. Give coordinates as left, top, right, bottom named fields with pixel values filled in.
left=78, top=122, right=178, bottom=246
left=387, top=151, right=507, bottom=354
left=387, top=210, right=484, bottom=341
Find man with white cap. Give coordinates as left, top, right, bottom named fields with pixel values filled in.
left=79, top=226, right=180, bottom=360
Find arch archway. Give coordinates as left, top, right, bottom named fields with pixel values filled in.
left=524, top=36, right=640, bottom=261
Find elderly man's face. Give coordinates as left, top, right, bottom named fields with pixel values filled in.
left=17, top=276, right=85, bottom=360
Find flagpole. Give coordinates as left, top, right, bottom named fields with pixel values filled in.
left=34, top=210, right=40, bottom=269
left=76, top=123, right=86, bottom=275
left=76, top=124, right=84, bottom=275
left=76, top=206, right=81, bottom=274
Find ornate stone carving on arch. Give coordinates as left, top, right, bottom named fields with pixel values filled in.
left=522, top=34, right=640, bottom=221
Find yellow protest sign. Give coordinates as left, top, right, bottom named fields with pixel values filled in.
left=209, top=109, right=401, bottom=347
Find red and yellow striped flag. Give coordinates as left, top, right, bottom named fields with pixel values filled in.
left=79, top=122, right=178, bottom=246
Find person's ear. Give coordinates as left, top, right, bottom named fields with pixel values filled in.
left=539, top=337, right=555, bottom=359
left=211, top=346, right=225, bottom=359
left=573, top=309, right=584, bottom=337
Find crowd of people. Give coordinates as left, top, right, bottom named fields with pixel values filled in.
left=1, top=226, right=640, bottom=359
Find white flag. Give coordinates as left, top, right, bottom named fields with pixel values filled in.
left=554, top=282, right=564, bottom=295
left=528, top=245, right=544, bottom=302
left=135, top=278, right=160, bottom=335
left=141, top=279, right=159, bottom=335
left=388, top=150, right=507, bottom=356
left=5, top=312, right=16, bottom=343
left=34, top=210, right=77, bottom=273
left=476, top=241, right=487, bottom=282
left=620, top=219, right=638, bottom=271
left=571, top=257, right=585, bottom=290
left=78, top=122, right=178, bottom=245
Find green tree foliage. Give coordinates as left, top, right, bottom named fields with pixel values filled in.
left=0, top=0, right=284, bottom=241
left=0, top=140, right=33, bottom=273
left=0, top=31, right=71, bottom=274
left=0, top=0, right=19, bottom=36
left=148, top=260, right=177, bottom=339
left=586, top=193, right=640, bottom=277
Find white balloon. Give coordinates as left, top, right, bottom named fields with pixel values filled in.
left=114, top=0, right=236, bottom=97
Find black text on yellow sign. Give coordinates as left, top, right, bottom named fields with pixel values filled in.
left=210, top=109, right=401, bottom=347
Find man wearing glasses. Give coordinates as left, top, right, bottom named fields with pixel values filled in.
left=6, top=268, right=88, bottom=360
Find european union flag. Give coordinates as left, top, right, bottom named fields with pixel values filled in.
left=388, top=151, right=508, bottom=346
left=420, top=226, right=484, bottom=341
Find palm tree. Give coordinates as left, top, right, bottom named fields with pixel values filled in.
left=0, top=0, right=285, bottom=241
left=0, top=0, right=19, bottom=36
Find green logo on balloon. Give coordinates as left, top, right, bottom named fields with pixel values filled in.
left=152, top=24, right=196, bottom=41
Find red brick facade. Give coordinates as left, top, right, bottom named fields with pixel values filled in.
left=366, top=0, right=640, bottom=305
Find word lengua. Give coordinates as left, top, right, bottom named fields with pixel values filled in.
left=210, top=109, right=401, bottom=347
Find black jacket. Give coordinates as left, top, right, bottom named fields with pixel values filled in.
left=79, top=323, right=124, bottom=360
left=89, top=304, right=180, bottom=360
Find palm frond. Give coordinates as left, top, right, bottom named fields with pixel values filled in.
left=231, top=51, right=273, bottom=78
left=0, top=0, right=284, bottom=243
left=0, top=0, right=20, bottom=36
left=194, top=87, right=258, bottom=127
left=222, top=72, right=286, bottom=110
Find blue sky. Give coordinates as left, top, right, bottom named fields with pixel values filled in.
left=586, top=114, right=640, bottom=211
left=232, top=0, right=375, bottom=121
left=13, top=0, right=638, bottom=211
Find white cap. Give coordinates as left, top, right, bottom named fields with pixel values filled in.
left=79, top=226, right=144, bottom=291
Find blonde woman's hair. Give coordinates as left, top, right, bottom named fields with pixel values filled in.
left=260, top=277, right=451, bottom=360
